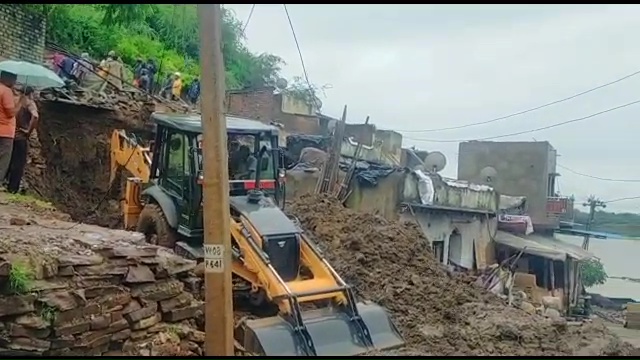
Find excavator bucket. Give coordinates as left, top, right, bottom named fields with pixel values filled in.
left=239, top=302, right=404, bottom=356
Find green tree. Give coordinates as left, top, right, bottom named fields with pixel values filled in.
left=21, top=4, right=321, bottom=102
left=580, top=258, right=607, bottom=288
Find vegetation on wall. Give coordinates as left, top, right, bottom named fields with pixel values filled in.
left=22, top=4, right=321, bottom=106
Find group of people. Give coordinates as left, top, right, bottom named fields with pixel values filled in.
left=0, top=71, right=39, bottom=194
left=132, top=58, right=157, bottom=93
left=52, top=52, right=94, bottom=87
left=160, top=73, right=200, bottom=105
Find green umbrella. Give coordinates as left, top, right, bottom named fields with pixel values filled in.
left=0, top=60, right=65, bottom=89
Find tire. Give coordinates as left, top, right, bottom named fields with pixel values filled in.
left=136, top=203, right=178, bottom=249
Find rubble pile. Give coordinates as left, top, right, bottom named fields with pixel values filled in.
left=23, top=94, right=184, bottom=228
left=287, top=194, right=635, bottom=356
left=0, top=213, right=206, bottom=356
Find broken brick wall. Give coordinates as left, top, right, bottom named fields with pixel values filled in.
left=0, top=232, right=205, bottom=356
left=225, top=88, right=323, bottom=144
left=0, top=5, right=46, bottom=63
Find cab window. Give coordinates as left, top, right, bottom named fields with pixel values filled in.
left=165, top=132, right=188, bottom=192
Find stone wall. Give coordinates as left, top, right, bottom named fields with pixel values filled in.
left=0, top=223, right=204, bottom=356
left=0, top=5, right=46, bottom=63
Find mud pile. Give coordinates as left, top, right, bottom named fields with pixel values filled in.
left=23, top=98, right=157, bottom=228
left=287, top=194, right=634, bottom=356
left=0, top=206, right=206, bottom=356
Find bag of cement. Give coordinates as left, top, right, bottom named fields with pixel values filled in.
left=542, top=296, right=563, bottom=311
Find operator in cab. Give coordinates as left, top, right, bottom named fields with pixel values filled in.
left=234, top=144, right=257, bottom=180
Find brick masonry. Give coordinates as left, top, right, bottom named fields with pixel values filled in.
left=0, top=5, right=46, bottom=63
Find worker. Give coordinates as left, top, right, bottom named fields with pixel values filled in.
left=138, top=69, right=150, bottom=92
left=171, top=72, right=183, bottom=101
left=104, top=50, right=124, bottom=90
left=187, top=77, right=200, bottom=105
left=133, top=58, right=144, bottom=87
left=72, top=53, right=93, bottom=87
left=0, top=71, right=18, bottom=183
left=235, top=144, right=257, bottom=180
left=5, top=86, right=38, bottom=194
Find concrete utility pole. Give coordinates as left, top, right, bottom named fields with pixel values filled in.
left=581, top=196, right=606, bottom=250
left=198, top=4, right=234, bottom=356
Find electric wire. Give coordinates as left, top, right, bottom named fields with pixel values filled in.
left=399, top=68, right=640, bottom=133
left=403, top=98, right=640, bottom=143
left=282, top=4, right=320, bottom=110
left=557, top=164, right=640, bottom=183
left=242, top=4, right=256, bottom=33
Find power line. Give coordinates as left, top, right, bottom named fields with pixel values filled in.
left=404, top=98, right=640, bottom=143
left=242, top=4, right=256, bottom=33
left=399, top=68, right=640, bottom=133
left=557, top=164, right=640, bottom=183
left=604, top=195, right=640, bottom=204
left=282, top=4, right=320, bottom=110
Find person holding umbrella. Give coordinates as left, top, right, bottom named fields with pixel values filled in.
left=0, top=71, right=18, bottom=183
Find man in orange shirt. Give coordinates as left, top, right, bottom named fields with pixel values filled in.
left=0, top=71, right=18, bottom=182
left=6, top=86, right=38, bottom=193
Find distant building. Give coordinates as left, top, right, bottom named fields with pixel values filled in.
left=457, top=141, right=572, bottom=234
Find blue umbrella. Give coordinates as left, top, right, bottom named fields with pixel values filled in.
left=0, top=60, right=65, bottom=89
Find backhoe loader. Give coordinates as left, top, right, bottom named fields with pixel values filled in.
left=109, top=112, right=404, bottom=356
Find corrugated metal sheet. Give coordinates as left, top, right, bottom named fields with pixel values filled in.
left=494, top=231, right=595, bottom=261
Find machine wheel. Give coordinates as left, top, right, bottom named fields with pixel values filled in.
left=136, top=203, right=178, bottom=249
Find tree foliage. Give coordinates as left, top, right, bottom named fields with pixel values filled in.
left=22, top=4, right=321, bottom=104
left=580, top=258, right=608, bottom=288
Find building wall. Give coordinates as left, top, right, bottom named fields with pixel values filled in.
left=225, top=88, right=322, bottom=143
left=457, top=141, right=554, bottom=229
left=0, top=5, right=46, bottom=63
left=401, top=210, right=496, bottom=269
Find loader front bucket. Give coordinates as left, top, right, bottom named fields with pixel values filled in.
left=238, top=302, right=404, bottom=356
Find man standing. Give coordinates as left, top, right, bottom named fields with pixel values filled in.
left=188, top=77, right=200, bottom=105
left=171, top=72, right=183, bottom=101
left=0, top=71, right=18, bottom=182
left=6, top=86, right=37, bottom=194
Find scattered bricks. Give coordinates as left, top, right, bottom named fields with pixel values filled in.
left=130, top=330, right=148, bottom=341
left=42, top=261, right=58, bottom=278
left=75, top=263, right=128, bottom=276
left=76, top=330, right=112, bottom=349
left=0, top=294, right=36, bottom=317
left=10, top=324, right=50, bottom=339
left=54, top=320, right=90, bottom=337
left=57, top=254, right=104, bottom=267
left=90, top=314, right=111, bottom=330
left=163, top=302, right=203, bottom=323
left=111, top=329, right=131, bottom=342
left=122, top=300, right=141, bottom=315
left=124, top=301, right=157, bottom=323
left=57, top=266, right=74, bottom=276
left=96, top=290, right=132, bottom=310
left=109, top=319, right=129, bottom=333
left=99, top=246, right=158, bottom=258
left=50, top=335, right=74, bottom=350
left=188, top=330, right=205, bottom=343
left=75, top=275, right=121, bottom=288
left=131, top=313, right=162, bottom=330
left=39, top=290, right=86, bottom=311
left=14, top=314, right=48, bottom=329
left=46, top=347, right=87, bottom=356
left=147, top=323, right=167, bottom=333
left=6, top=337, right=51, bottom=352
left=84, top=285, right=123, bottom=298
left=111, top=310, right=124, bottom=323
left=159, top=292, right=193, bottom=313
left=131, top=279, right=184, bottom=302
left=156, top=256, right=196, bottom=276
left=181, top=277, right=202, bottom=294
left=86, top=342, right=110, bottom=355
left=53, top=302, right=101, bottom=326
left=125, top=265, right=156, bottom=284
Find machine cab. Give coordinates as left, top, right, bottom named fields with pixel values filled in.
left=149, top=112, right=283, bottom=238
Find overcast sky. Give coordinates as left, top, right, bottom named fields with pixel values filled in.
left=226, top=4, right=640, bottom=213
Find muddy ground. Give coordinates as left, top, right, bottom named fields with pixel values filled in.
left=24, top=98, right=156, bottom=228
left=287, top=194, right=636, bottom=356
left=17, top=99, right=638, bottom=355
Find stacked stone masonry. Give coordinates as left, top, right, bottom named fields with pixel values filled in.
left=0, top=5, right=46, bottom=64
left=0, top=232, right=206, bottom=356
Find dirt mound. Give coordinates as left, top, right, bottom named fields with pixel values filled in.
left=22, top=98, right=158, bottom=228
left=287, top=194, right=634, bottom=356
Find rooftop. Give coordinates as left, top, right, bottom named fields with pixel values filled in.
left=151, top=112, right=280, bottom=135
